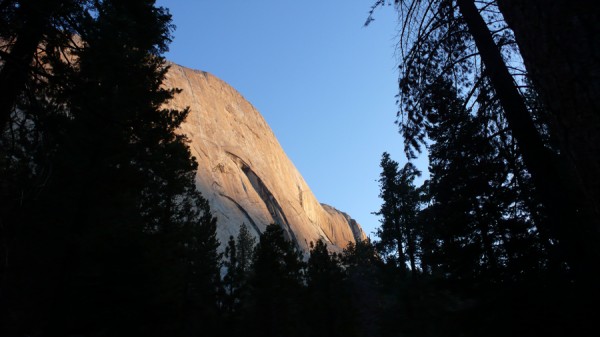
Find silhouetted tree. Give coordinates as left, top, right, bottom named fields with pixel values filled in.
left=0, top=1, right=221, bottom=336
left=236, top=222, right=256, bottom=276
left=222, top=235, right=239, bottom=315
left=222, top=223, right=256, bottom=318
left=342, top=239, right=385, bottom=337
left=367, top=0, right=596, bottom=280
left=304, top=239, right=356, bottom=337
left=420, top=78, right=546, bottom=282
left=0, top=0, right=88, bottom=130
left=243, top=223, right=305, bottom=337
left=496, top=0, right=600, bottom=235
left=374, top=152, right=422, bottom=278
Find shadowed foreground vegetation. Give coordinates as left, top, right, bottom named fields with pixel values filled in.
left=1, top=0, right=597, bottom=336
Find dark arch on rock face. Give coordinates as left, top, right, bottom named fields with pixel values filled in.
left=226, top=151, right=300, bottom=249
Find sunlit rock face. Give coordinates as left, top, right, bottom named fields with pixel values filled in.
left=163, top=63, right=366, bottom=253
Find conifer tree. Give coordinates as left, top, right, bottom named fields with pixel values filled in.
left=222, top=235, right=239, bottom=314
left=341, top=239, right=384, bottom=337
left=368, top=0, right=597, bottom=279
left=413, top=77, right=546, bottom=282
left=305, top=240, right=356, bottom=337
left=374, top=152, right=422, bottom=278
left=0, top=0, right=86, bottom=130
left=236, top=222, right=256, bottom=276
left=222, top=223, right=256, bottom=317
left=1, top=1, right=221, bottom=335
left=496, top=0, right=600, bottom=227
left=244, top=223, right=305, bottom=337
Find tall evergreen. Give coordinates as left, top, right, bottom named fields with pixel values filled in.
left=305, top=240, right=356, bottom=337
left=1, top=1, right=221, bottom=336
left=496, top=0, right=600, bottom=219
left=0, top=0, right=86, bottom=130
left=243, top=223, right=305, bottom=337
left=222, top=223, right=256, bottom=319
left=419, top=79, right=545, bottom=282
left=236, top=222, right=256, bottom=276
left=368, top=0, right=596, bottom=279
left=374, top=152, right=422, bottom=278
left=374, top=77, right=568, bottom=336
left=341, top=239, right=385, bottom=337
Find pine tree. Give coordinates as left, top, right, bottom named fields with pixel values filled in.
left=305, top=240, right=356, bottom=337
left=1, top=1, right=221, bottom=335
left=374, top=152, right=422, bottom=278
left=243, top=223, right=305, bottom=337
left=222, top=235, right=239, bottom=315
left=0, top=0, right=86, bottom=130
left=341, top=239, right=384, bottom=337
left=368, top=0, right=595, bottom=279
left=236, top=222, right=256, bottom=276
left=494, top=2, right=600, bottom=209
left=222, top=223, right=256, bottom=317
left=415, top=78, right=546, bottom=282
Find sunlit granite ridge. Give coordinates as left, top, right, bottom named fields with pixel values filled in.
left=163, top=63, right=366, bottom=253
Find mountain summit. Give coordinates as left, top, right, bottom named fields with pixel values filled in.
left=162, top=64, right=366, bottom=252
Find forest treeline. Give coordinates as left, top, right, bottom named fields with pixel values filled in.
left=1, top=0, right=598, bottom=336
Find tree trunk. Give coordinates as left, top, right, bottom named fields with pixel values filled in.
left=405, top=228, right=417, bottom=279
left=394, top=217, right=408, bottom=273
left=456, top=0, right=598, bottom=280
left=496, top=0, right=600, bottom=252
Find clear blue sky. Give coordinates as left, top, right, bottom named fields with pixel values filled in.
left=155, top=0, right=429, bottom=238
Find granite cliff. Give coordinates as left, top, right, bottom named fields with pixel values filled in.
left=162, top=64, right=366, bottom=253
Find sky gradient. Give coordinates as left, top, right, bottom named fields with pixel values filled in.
left=156, top=0, right=429, bottom=238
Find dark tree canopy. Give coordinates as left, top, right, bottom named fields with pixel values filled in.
left=374, top=152, right=422, bottom=278
left=0, top=1, right=220, bottom=336
left=242, top=223, right=305, bottom=337
left=367, top=0, right=599, bottom=283
left=367, top=1, right=599, bottom=335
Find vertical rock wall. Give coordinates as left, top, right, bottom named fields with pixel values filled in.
left=163, top=64, right=366, bottom=253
